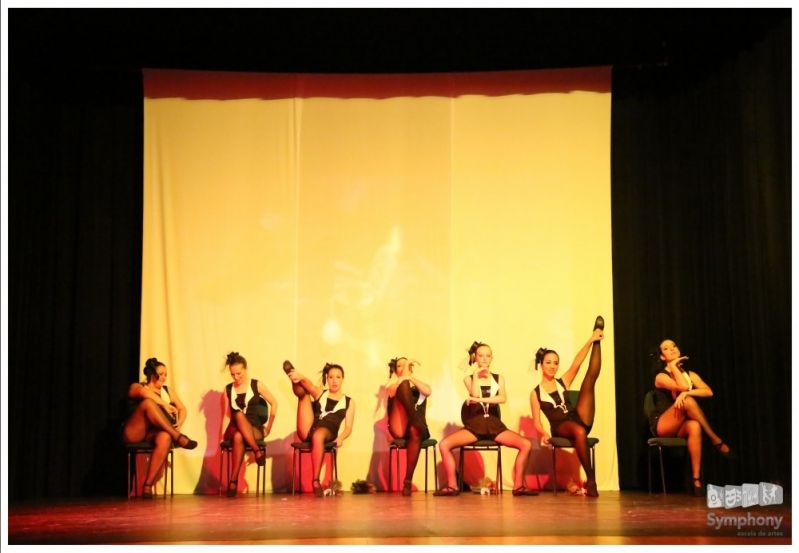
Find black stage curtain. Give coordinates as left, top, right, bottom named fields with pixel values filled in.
left=9, top=68, right=143, bottom=501
left=610, top=19, right=790, bottom=490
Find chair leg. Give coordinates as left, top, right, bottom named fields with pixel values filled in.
left=457, top=447, right=464, bottom=491
left=424, top=446, right=429, bottom=493
left=291, top=448, right=297, bottom=495
left=388, top=447, right=393, bottom=493
left=333, top=449, right=338, bottom=482
left=658, top=446, right=667, bottom=494
left=433, top=446, right=438, bottom=491
left=497, top=446, right=503, bottom=494
left=551, top=447, right=557, bottom=494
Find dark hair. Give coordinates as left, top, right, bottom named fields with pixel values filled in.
left=534, top=347, right=558, bottom=370
left=652, top=338, right=687, bottom=372
left=467, top=341, right=489, bottom=365
left=143, top=357, right=165, bottom=382
left=388, top=357, right=407, bottom=377
left=226, top=351, right=247, bottom=368
left=322, top=363, right=344, bottom=385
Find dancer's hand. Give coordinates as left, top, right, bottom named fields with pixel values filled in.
left=540, top=435, right=551, bottom=447
left=466, top=397, right=483, bottom=405
left=667, top=356, right=689, bottom=373
left=674, top=391, right=688, bottom=410
left=590, top=329, right=604, bottom=342
left=163, top=403, right=178, bottom=417
left=288, top=371, right=301, bottom=384
left=335, top=437, right=343, bottom=448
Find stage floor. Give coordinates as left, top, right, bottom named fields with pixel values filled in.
left=8, top=491, right=791, bottom=545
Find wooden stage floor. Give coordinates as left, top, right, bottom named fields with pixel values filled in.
left=8, top=491, right=791, bottom=545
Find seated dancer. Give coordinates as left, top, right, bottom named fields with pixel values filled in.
left=385, top=357, right=432, bottom=496
left=649, top=338, right=734, bottom=496
left=221, top=351, right=278, bottom=497
left=284, top=361, right=356, bottom=497
left=434, top=341, right=538, bottom=496
left=123, top=357, right=198, bottom=499
left=530, top=316, right=605, bottom=497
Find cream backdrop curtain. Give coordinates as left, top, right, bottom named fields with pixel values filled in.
left=142, top=69, right=617, bottom=494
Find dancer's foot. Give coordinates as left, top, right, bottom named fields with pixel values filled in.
left=593, top=315, right=605, bottom=331
left=141, top=482, right=154, bottom=499
left=433, top=486, right=460, bottom=496
left=175, top=434, right=198, bottom=449
left=254, top=448, right=266, bottom=466
left=227, top=480, right=238, bottom=498
left=283, top=360, right=295, bottom=375
left=713, top=441, right=736, bottom=459
left=402, top=480, right=413, bottom=496
left=511, top=486, right=539, bottom=496
left=692, top=477, right=704, bottom=497
left=312, top=479, right=324, bottom=497
left=585, top=480, right=599, bottom=497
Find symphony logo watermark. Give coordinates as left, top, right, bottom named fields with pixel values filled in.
left=706, top=482, right=783, bottom=509
left=705, top=483, right=785, bottom=537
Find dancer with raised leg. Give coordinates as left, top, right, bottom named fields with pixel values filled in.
left=386, top=357, right=432, bottom=495
left=284, top=361, right=355, bottom=496
left=530, top=316, right=604, bottom=497
left=650, top=338, right=734, bottom=496
left=221, top=351, right=278, bottom=497
left=123, top=357, right=198, bottom=499
left=434, top=341, right=538, bottom=497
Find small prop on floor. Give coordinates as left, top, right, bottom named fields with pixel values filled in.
left=471, top=477, right=498, bottom=495
left=350, top=479, right=375, bottom=494
left=322, top=480, right=344, bottom=497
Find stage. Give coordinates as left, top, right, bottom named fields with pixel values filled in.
left=8, top=491, right=791, bottom=545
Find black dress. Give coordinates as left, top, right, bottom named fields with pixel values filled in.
left=309, top=391, right=351, bottom=440
left=534, top=378, right=591, bottom=436
left=460, top=373, right=507, bottom=440
left=226, top=379, right=269, bottom=427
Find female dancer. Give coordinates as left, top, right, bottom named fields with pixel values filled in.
left=530, top=316, right=604, bottom=497
left=386, top=357, right=432, bottom=495
left=284, top=361, right=356, bottom=496
left=650, top=338, right=733, bottom=495
left=221, top=351, right=278, bottom=497
left=434, top=342, right=538, bottom=496
left=123, top=357, right=197, bottom=499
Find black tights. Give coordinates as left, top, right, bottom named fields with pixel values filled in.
left=392, top=381, right=429, bottom=484
left=554, top=340, right=601, bottom=482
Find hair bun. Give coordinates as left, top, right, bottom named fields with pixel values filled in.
left=226, top=352, right=239, bottom=365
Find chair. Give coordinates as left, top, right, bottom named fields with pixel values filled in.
left=218, top=439, right=267, bottom=495
left=388, top=437, right=438, bottom=493
left=643, top=389, right=696, bottom=493
left=548, top=390, right=599, bottom=494
left=457, top=440, right=503, bottom=493
left=125, top=441, right=173, bottom=499
left=291, top=440, right=338, bottom=495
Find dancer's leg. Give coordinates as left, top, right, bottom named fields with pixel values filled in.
left=575, top=339, right=601, bottom=428
left=142, top=431, right=172, bottom=490
left=553, top=421, right=595, bottom=482
left=436, top=429, right=478, bottom=491
left=494, top=429, right=533, bottom=489
left=680, top=396, right=729, bottom=453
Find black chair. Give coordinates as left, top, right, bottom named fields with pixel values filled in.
left=643, top=389, right=697, bottom=493
left=218, top=439, right=267, bottom=495
left=126, top=441, right=173, bottom=499
left=457, top=440, right=503, bottom=493
left=291, top=440, right=338, bottom=495
left=388, top=437, right=438, bottom=493
left=548, top=390, right=599, bottom=494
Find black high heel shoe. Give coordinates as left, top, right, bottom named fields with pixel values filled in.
left=594, top=315, right=605, bottom=331
left=692, top=477, right=705, bottom=497
left=312, top=479, right=324, bottom=497
left=175, top=434, right=198, bottom=450
left=402, top=480, right=413, bottom=496
left=227, top=480, right=238, bottom=498
left=254, top=448, right=266, bottom=467
left=713, top=441, right=736, bottom=459
left=142, top=482, right=154, bottom=499
left=283, top=360, right=295, bottom=375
